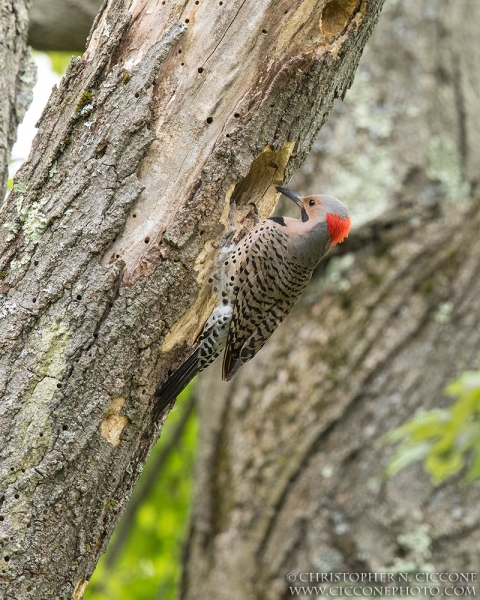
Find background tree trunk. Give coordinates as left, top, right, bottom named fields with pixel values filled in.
left=185, top=198, right=480, bottom=600
left=290, top=0, right=480, bottom=221
left=28, top=0, right=102, bottom=52
left=0, top=0, right=35, bottom=195
left=184, top=1, right=480, bottom=598
left=0, top=0, right=386, bottom=596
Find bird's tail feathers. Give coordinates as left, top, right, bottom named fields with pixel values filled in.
left=223, top=357, right=242, bottom=381
left=153, top=351, right=200, bottom=420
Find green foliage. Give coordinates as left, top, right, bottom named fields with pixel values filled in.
left=85, top=389, right=197, bottom=600
left=386, top=368, right=480, bottom=484
left=46, top=51, right=80, bottom=75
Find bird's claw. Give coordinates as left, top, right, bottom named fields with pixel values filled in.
left=247, top=202, right=260, bottom=225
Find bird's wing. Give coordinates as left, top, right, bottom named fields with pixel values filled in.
left=222, top=222, right=311, bottom=381
left=223, top=296, right=299, bottom=381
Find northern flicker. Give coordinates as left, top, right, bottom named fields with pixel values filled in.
left=153, top=186, right=350, bottom=418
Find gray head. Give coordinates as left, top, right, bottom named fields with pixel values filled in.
left=276, top=187, right=351, bottom=247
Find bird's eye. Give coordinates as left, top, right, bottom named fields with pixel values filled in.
left=309, top=199, right=316, bottom=206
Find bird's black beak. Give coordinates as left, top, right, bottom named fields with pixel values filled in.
left=276, top=186, right=303, bottom=208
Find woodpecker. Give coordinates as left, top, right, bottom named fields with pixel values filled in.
left=153, top=187, right=350, bottom=418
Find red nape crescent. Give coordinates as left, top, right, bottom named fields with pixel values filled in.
left=326, top=213, right=351, bottom=247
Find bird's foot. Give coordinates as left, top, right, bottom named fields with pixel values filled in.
left=247, top=202, right=260, bottom=225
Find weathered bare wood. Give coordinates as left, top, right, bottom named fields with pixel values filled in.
left=0, top=0, right=385, bottom=596
left=185, top=198, right=480, bottom=600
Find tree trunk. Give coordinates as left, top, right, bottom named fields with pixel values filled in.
left=0, top=0, right=385, bottom=596
left=290, top=0, right=480, bottom=221
left=183, top=1, right=480, bottom=597
left=184, top=198, right=480, bottom=600
left=0, top=0, right=35, bottom=195
left=28, top=0, right=102, bottom=52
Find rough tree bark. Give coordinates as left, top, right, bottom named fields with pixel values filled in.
left=183, top=2, right=480, bottom=598
left=28, top=0, right=102, bottom=52
left=0, top=0, right=385, bottom=597
left=0, top=0, right=36, bottom=195
left=185, top=199, right=480, bottom=600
